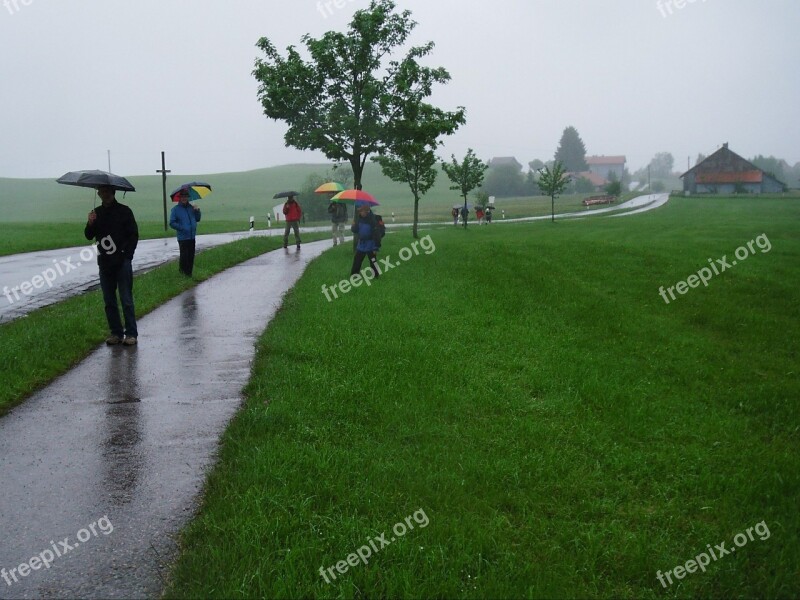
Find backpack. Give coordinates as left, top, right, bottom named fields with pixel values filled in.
left=335, top=203, right=347, bottom=220
left=372, top=214, right=386, bottom=243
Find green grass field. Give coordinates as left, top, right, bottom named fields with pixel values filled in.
left=159, top=197, right=799, bottom=598
left=0, top=164, right=648, bottom=256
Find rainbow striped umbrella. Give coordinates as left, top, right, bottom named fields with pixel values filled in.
left=331, top=189, right=379, bottom=205
left=314, top=182, right=345, bottom=194
left=171, top=182, right=212, bottom=202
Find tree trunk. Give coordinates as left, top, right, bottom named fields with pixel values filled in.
left=350, top=156, right=361, bottom=252
left=413, top=193, right=420, bottom=239
left=551, top=194, right=555, bottom=222
left=350, top=156, right=363, bottom=190
left=463, top=194, right=468, bottom=229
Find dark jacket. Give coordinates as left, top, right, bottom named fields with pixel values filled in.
left=169, top=203, right=202, bottom=241
left=328, top=202, right=348, bottom=223
left=351, top=211, right=385, bottom=252
left=84, top=200, right=139, bottom=268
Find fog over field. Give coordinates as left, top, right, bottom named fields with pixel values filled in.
left=0, top=0, right=797, bottom=179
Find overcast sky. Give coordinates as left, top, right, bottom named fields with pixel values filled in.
left=1, top=0, right=798, bottom=178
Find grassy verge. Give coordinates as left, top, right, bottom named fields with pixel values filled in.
left=0, top=233, right=325, bottom=415
left=163, top=197, right=799, bottom=598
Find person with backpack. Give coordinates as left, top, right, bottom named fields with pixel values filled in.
left=451, top=207, right=459, bottom=226
left=327, top=199, right=348, bottom=246
left=350, top=201, right=385, bottom=278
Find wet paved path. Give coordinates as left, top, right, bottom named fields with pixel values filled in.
left=0, top=227, right=324, bottom=324
left=0, top=241, right=328, bottom=599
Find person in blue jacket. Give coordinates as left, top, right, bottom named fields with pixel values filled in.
left=350, top=201, right=385, bottom=278
left=169, top=189, right=202, bottom=276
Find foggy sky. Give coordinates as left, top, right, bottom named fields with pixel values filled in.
left=0, top=0, right=798, bottom=179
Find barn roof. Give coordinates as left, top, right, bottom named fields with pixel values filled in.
left=682, top=144, right=759, bottom=179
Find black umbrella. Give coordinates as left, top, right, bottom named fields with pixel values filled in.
left=273, top=190, right=299, bottom=199
left=56, top=170, right=136, bottom=192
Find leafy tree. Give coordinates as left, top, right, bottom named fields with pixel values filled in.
left=536, top=161, right=571, bottom=222
left=297, top=173, right=330, bottom=222
left=528, top=159, right=545, bottom=171
left=651, top=180, right=666, bottom=193
left=605, top=176, right=622, bottom=197
left=473, top=190, right=490, bottom=209
left=523, top=171, right=541, bottom=196
left=574, top=176, right=595, bottom=193
left=554, top=126, right=588, bottom=172
left=441, top=149, right=488, bottom=229
left=648, top=152, right=675, bottom=178
left=750, top=155, right=786, bottom=183
left=373, top=150, right=436, bottom=239
left=695, top=153, right=707, bottom=166
left=253, top=0, right=463, bottom=190
left=374, top=101, right=463, bottom=238
left=482, top=163, right=525, bottom=197
left=328, top=162, right=354, bottom=188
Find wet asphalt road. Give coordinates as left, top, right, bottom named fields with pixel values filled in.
left=0, top=241, right=328, bottom=599
left=0, top=228, right=298, bottom=324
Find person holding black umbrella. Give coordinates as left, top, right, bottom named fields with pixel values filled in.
left=281, top=194, right=303, bottom=249
left=84, top=185, right=139, bottom=346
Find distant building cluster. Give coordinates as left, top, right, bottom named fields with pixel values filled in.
left=572, top=156, right=626, bottom=191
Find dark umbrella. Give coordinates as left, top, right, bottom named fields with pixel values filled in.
left=56, top=170, right=135, bottom=192
left=273, top=191, right=299, bottom=199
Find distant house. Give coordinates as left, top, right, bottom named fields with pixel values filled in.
left=488, top=157, right=522, bottom=170
left=567, top=171, right=608, bottom=192
left=587, top=155, right=626, bottom=181
left=681, top=144, right=786, bottom=194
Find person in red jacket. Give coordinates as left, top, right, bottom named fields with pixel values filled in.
left=282, top=195, right=302, bottom=249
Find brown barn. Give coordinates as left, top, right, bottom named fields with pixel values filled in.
left=681, top=144, right=786, bottom=194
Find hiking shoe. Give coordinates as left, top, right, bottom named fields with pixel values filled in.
left=105, top=335, right=122, bottom=346
left=122, top=336, right=137, bottom=346
left=296, top=244, right=301, bottom=250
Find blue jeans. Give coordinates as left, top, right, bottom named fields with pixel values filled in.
left=99, top=259, right=137, bottom=338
